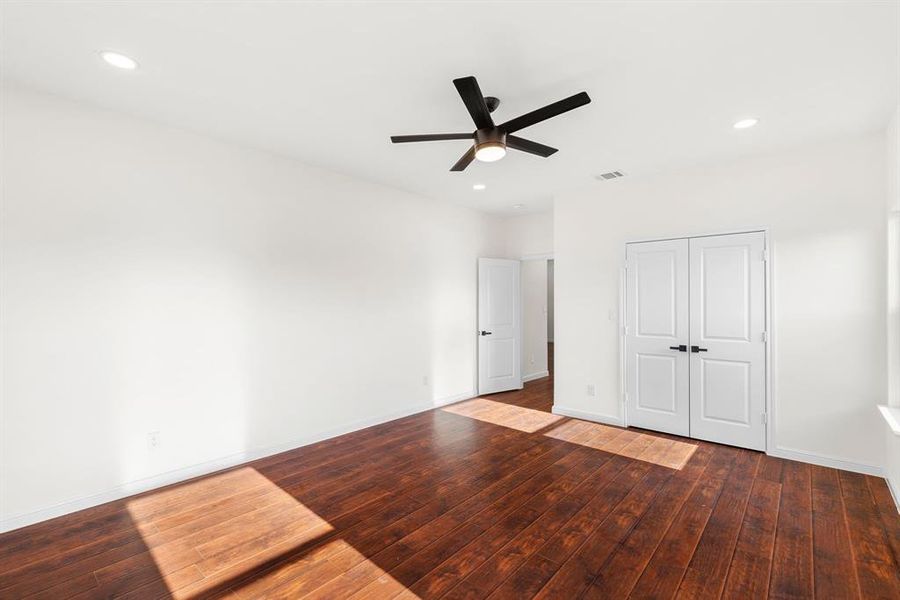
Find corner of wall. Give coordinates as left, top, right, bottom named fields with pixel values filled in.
left=884, top=105, right=900, bottom=509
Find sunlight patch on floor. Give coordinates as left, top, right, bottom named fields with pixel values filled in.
left=124, top=467, right=335, bottom=597
left=542, top=419, right=697, bottom=469
left=224, top=537, right=420, bottom=599
left=440, top=397, right=565, bottom=433
left=442, top=398, right=696, bottom=470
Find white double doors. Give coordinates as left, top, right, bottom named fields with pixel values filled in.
left=625, top=232, right=767, bottom=451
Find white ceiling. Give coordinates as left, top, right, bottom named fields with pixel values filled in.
left=2, top=1, right=898, bottom=214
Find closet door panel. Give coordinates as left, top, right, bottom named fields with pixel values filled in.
left=688, top=232, right=767, bottom=450
left=625, top=239, right=690, bottom=436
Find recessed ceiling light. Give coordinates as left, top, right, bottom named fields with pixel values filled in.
left=473, top=184, right=486, bottom=191
left=733, top=117, right=759, bottom=129
left=100, top=51, right=138, bottom=70
left=512, top=204, right=524, bottom=209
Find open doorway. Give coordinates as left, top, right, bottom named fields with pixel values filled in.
left=521, top=258, right=553, bottom=384
left=476, top=256, right=554, bottom=397
left=476, top=255, right=553, bottom=411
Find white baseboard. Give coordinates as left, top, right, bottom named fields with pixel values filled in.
left=552, top=404, right=624, bottom=427
left=0, top=399, right=438, bottom=534
left=886, top=475, right=900, bottom=513
left=433, top=390, right=477, bottom=408
left=767, top=446, right=883, bottom=477
left=523, top=370, right=549, bottom=383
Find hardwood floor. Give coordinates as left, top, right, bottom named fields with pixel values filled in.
left=1, top=345, right=898, bottom=599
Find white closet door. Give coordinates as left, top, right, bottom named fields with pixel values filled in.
left=625, top=239, right=690, bottom=436
left=688, top=232, right=767, bottom=450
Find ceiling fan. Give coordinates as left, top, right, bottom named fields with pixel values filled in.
left=390, top=76, right=591, bottom=171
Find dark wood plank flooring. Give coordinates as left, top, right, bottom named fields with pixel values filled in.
left=1, top=343, right=898, bottom=599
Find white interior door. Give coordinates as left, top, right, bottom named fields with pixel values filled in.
left=478, top=258, right=522, bottom=395
left=625, top=239, right=691, bottom=436
left=689, top=232, right=767, bottom=450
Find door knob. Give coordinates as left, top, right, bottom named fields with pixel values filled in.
left=669, top=345, right=687, bottom=352
left=691, top=345, right=708, bottom=352
left=480, top=330, right=492, bottom=336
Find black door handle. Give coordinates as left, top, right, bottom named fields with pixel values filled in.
left=480, top=330, right=492, bottom=336
left=691, top=345, right=708, bottom=353
left=669, top=345, right=687, bottom=352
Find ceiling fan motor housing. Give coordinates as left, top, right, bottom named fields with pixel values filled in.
left=475, top=127, right=507, bottom=151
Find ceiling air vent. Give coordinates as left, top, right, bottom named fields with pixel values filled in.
left=595, top=170, right=625, bottom=181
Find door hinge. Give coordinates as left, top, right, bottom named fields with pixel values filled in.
left=761, top=412, right=768, bottom=424
left=761, top=249, right=768, bottom=262
left=621, top=325, right=628, bottom=336
left=762, top=331, right=768, bottom=342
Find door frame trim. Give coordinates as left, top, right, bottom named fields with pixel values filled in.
left=620, top=228, right=773, bottom=453
left=520, top=252, right=554, bottom=261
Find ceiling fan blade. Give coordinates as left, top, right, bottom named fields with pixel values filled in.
left=506, top=135, right=558, bottom=158
left=450, top=146, right=476, bottom=171
left=453, top=76, right=494, bottom=129
left=500, top=91, right=591, bottom=134
left=391, top=133, right=473, bottom=143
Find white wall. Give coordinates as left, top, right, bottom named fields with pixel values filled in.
left=554, top=133, right=887, bottom=472
left=0, top=87, right=503, bottom=529
left=885, top=106, right=900, bottom=503
left=497, top=212, right=553, bottom=258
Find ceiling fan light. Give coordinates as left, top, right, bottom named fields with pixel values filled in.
left=475, top=143, right=506, bottom=163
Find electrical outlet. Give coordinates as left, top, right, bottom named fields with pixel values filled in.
left=608, top=309, right=617, bottom=321
left=586, top=384, right=595, bottom=397
left=422, top=375, right=429, bottom=386
left=147, top=431, right=160, bottom=451
left=530, top=353, right=535, bottom=365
